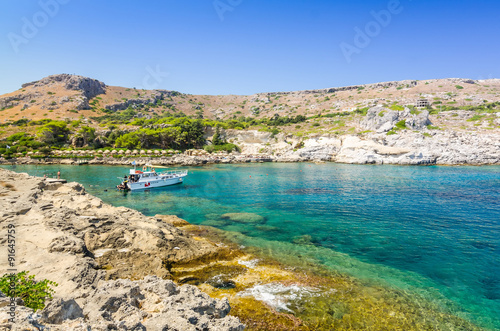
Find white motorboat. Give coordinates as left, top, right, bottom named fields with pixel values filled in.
left=118, top=163, right=187, bottom=191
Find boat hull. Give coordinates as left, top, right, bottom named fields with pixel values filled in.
left=127, top=176, right=185, bottom=190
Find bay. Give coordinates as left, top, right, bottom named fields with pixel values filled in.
left=3, top=163, right=499, bottom=329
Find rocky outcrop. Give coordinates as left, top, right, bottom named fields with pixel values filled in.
left=105, top=90, right=179, bottom=112
left=0, top=95, right=22, bottom=110
left=361, top=106, right=431, bottom=133
left=22, top=74, right=106, bottom=100
left=0, top=91, right=44, bottom=110
left=1, top=276, right=243, bottom=330
left=0, top=170, right=244, bottom=330
left=0, top=74, right=108, bottom=111
left=288, top=130, right=499, bottom=165
left=219, top=122, right=499, bottom=165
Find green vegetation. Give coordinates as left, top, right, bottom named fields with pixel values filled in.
left=428, top=101, right=500, bottom=115
left=76, top=126, right=97, bottom=147
left=394, top=120, right=407, bottom=130
left=204, top=143, right=239, bottom=153
left=203, top=126, right=240, bottom=153
left=455, top=85, right=464, bottom=90
left=0, top=112, right=311, bottom=155
left=211, top=126, right=224, bottom=146
left=0, top=271, right=57, bottom=312
left=390, top=104, right=404, bottom=111
left=467, top=114, right=486, bottom=122
left=353, top=107, right=369, bottom=116
left=409, top=108, right=421, bottom=115
left=0, top=132, right=43, bottom=157
left=37, top=120, right=70, bottom=146
left=115, top=119, right=205, bottom=149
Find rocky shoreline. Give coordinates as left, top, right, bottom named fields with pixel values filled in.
left=2, top=129, right=499, bottom=167
left=2, top=133, right=499, bottom=169
left=0, top=168, right=244, bottom=330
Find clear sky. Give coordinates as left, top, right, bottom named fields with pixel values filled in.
left=1, top=0, right=499, bottom=95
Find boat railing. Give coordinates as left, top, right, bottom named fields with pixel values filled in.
left=159, top=170, right=188, bottom=176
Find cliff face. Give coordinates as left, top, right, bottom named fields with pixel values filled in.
left=0, top=169, right=244, bottom=330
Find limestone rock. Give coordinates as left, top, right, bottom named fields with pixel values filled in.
left=48, top=235, right=88, bottom=255
left=40, top=298, right=84, bottom=324
left=0, top=169, right=245, bottom=331
left=405, top=109, right=431, bottom=130
left=156, top=214, right=191, bottom=227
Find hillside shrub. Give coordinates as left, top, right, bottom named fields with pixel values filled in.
left=0, top=271, right=57, bottom=312
left=394, top=120, right=407, bottom=130
left=204, top=143, right=239, bottom=153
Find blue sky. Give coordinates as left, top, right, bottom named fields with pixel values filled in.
left=1, top=0, right=499, bottom=95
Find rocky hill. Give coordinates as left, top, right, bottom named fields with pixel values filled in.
left=0, top=74, right=499, bottom=165
left=1, top=74, right=499, bottom=124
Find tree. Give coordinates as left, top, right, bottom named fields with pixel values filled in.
left=37, top=121, right=70, bottom=146
left=77, top=126, right=96, bottom=147
left=212, top=126, right=224, bottom=146
left=136, top=129, right=156, bottom=148
left=157, top=127, right=181, bottom=149
left=178, top=119, right=205, bottom=149
left=115, top=132, right=141, bottom=149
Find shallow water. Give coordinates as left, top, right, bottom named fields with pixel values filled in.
left=4, top=163, right=499, bottom=329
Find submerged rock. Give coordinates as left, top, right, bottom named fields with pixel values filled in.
left=292, top=234, right=314, bottom=245
left=255, top=224, right=280, bottom=232
left=222, top=213, right=266, bottom=224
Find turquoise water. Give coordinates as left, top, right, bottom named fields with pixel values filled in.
left=3, top=163, right=500, bottom=329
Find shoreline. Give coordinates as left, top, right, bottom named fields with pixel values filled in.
left=0, top=168, right=493, bottom=330
left=1, top=154, right=499, bottom=167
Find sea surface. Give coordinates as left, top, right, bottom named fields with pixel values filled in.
left=3, top=163, right=499, bottom=329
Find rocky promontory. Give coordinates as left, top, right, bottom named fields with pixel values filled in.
left=0, top=169, right=244, bottom=330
